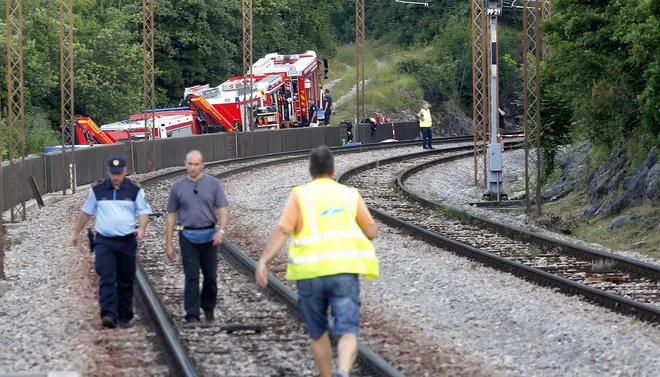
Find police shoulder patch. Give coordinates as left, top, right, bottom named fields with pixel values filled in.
left=129, top=179, right=142, bottom=189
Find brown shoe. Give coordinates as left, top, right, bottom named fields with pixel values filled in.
left=204, top=310, right=214, bottom=323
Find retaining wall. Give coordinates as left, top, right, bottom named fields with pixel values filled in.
left=1, top=122, right=421, bottom=212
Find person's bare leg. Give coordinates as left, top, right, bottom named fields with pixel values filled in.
left=311, top=332, right=333, bottom=377
left=337, top=333, right=358, bottom=375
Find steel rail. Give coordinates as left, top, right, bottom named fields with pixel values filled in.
left=219, top=240, right=406, bottom=377
left=394, top=154, right=660, bottom=322
left=134, top=264, right=198, bottom=376
left=130, top=137, right=485, bottom=377
left=336, top=148, right=660, bottom=323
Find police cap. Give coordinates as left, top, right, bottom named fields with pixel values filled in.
left=108, top=155, right=126, bottom=173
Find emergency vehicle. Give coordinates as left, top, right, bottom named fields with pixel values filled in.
left=184, top=50, right=327, bottom=130
left=67, top=94, right=237, bottom=145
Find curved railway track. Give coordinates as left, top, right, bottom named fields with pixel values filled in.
left=130, top=136, right=491, bottom=376
left=337, top=147, right=660, bottom=324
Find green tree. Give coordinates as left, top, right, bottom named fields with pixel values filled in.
left=543, top=0, right=660, bottom=148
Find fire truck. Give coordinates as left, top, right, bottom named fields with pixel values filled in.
left=183, top=50, right=327, bottom=130
left=67, top=95, right=238, bottom=145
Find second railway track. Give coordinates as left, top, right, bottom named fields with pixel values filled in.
left=338, top=145, right=660, bottom=323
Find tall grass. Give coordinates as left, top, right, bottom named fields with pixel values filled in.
left=327, top=41, right=425, bottom=123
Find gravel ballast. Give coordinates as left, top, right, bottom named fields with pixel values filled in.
left=0, top=194, right=168, bottom=376
left=220, top=148, right=660, bottom=377
left=404, top=148, right=660, bottom=266
left=0, top=144, right=433, bottom=375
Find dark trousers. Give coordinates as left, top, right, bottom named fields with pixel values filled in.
left=179, top=232, right=218, bottom=321
left=324, top=110, right=332, bottom=125
left=421, top=127, right=433, bottom=148
left=94, top=234, right=137, bottom=322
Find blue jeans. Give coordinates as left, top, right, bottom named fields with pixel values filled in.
left=296, top=274, right=360, bottom=339
left=421, top=127, right=432, bottom=148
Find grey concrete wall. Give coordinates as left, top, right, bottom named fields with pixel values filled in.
left=1, top=157, right=47, bottom=212
left=44, top=144, right=125, bottom=194
left=1, top=122, right=409, bottom=212
left=236, top=125, right=345, bottom=158
left=132, top=133, right=229, bottom=173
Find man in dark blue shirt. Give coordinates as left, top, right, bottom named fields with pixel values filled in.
left=309, top=102, right=318, bottom=126
left=323, top=89, right=333, bottom=126
left=166, top=150, right=229, bottom=327
left=72, top=156, right=152, bottom=329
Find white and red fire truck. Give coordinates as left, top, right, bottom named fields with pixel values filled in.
left=183, top=50, right=326, bottom=130
left=64, top=51, right=325, bottom=146
left=69, top=95, right=238, bottom=145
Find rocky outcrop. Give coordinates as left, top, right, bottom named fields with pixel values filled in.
left=544, top=141, right=660, bottom=219
left=542, top=141, right=590, bottom=201
left=435, top=108, right=472, bottom=137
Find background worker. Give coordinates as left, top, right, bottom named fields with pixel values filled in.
left=323, top=89, right=333, bottom=125
left=416, top=102, right=433, bottom=149
left=309, top=102, right=319, bottom=126
left=166, top=150, right=228, bottom=327
left=256, top=146, right=379, bottom=377
left=71, top=155, right=152, bottom=329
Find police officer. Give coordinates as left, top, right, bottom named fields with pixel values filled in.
left=71, top=156, right=152, bottom=329
left=256, top=146, right=379, bottom=377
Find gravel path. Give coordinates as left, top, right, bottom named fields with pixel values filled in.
left=221, top=148, right=660, bottom=377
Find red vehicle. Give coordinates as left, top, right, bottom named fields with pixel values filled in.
left=68, top=116, right=131, bottom=145
left=184, top=50, right=326, bottom=130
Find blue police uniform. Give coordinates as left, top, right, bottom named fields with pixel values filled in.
left=81, top=156, right=152, bottom=325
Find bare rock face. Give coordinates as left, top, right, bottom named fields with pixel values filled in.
left=544, top=140, right=660, bottom=219
left=435, top=108, right=472, bottom=137
left=542, top=141, right=591, bottom=202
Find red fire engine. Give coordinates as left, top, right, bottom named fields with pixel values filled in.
left=61, top=51, right=325, bottom=148
left=184, top=50, right=326, bottom=130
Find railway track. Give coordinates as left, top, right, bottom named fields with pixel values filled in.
left=131, top=137, right=487, bottom=376
left=338, top=148, right=660, bottom=324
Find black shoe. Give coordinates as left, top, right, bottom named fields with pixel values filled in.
left=184, top=317, right=200, bottom=328
left=204, top=310, right=215, bottom=323
left=428, top=146, right=435, bottom=149
left=119, top=319, right=133, bottom=329
left=102, top=316, right=117, bottom=329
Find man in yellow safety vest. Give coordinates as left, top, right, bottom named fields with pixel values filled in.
left=417, top=102, right=434, bottom=149
left=256, top=146, right=379, bottom=377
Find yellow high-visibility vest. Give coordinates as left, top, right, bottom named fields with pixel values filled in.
left=286, top=178, right=379, bottom=281
left=419, top=108, right=432, bottom=128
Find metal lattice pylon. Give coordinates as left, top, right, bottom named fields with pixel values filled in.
left=541, top=0, right=552, bottom=58
left=59, top=0, right=76, bottom=194
left=6, top=0, right=26, bottom=222
left=471, top=0, right=488, bottom=189
left=242, top=0, right=254, bottom=156
left=355, top=0, right=365, bottom=137
left=143, top=0, right=156, bottom=172
left=523, top=0, right=543, bottom=216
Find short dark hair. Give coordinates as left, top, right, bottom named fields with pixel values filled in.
left=309, top=146, right=334, bottom=177
left=325, top=89, right=330, bottom=94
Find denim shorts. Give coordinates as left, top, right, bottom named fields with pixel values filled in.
left=296, top=273, right=360, bottom=339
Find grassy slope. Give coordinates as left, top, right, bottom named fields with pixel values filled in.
left=321, top=42, right=425, bottom=123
